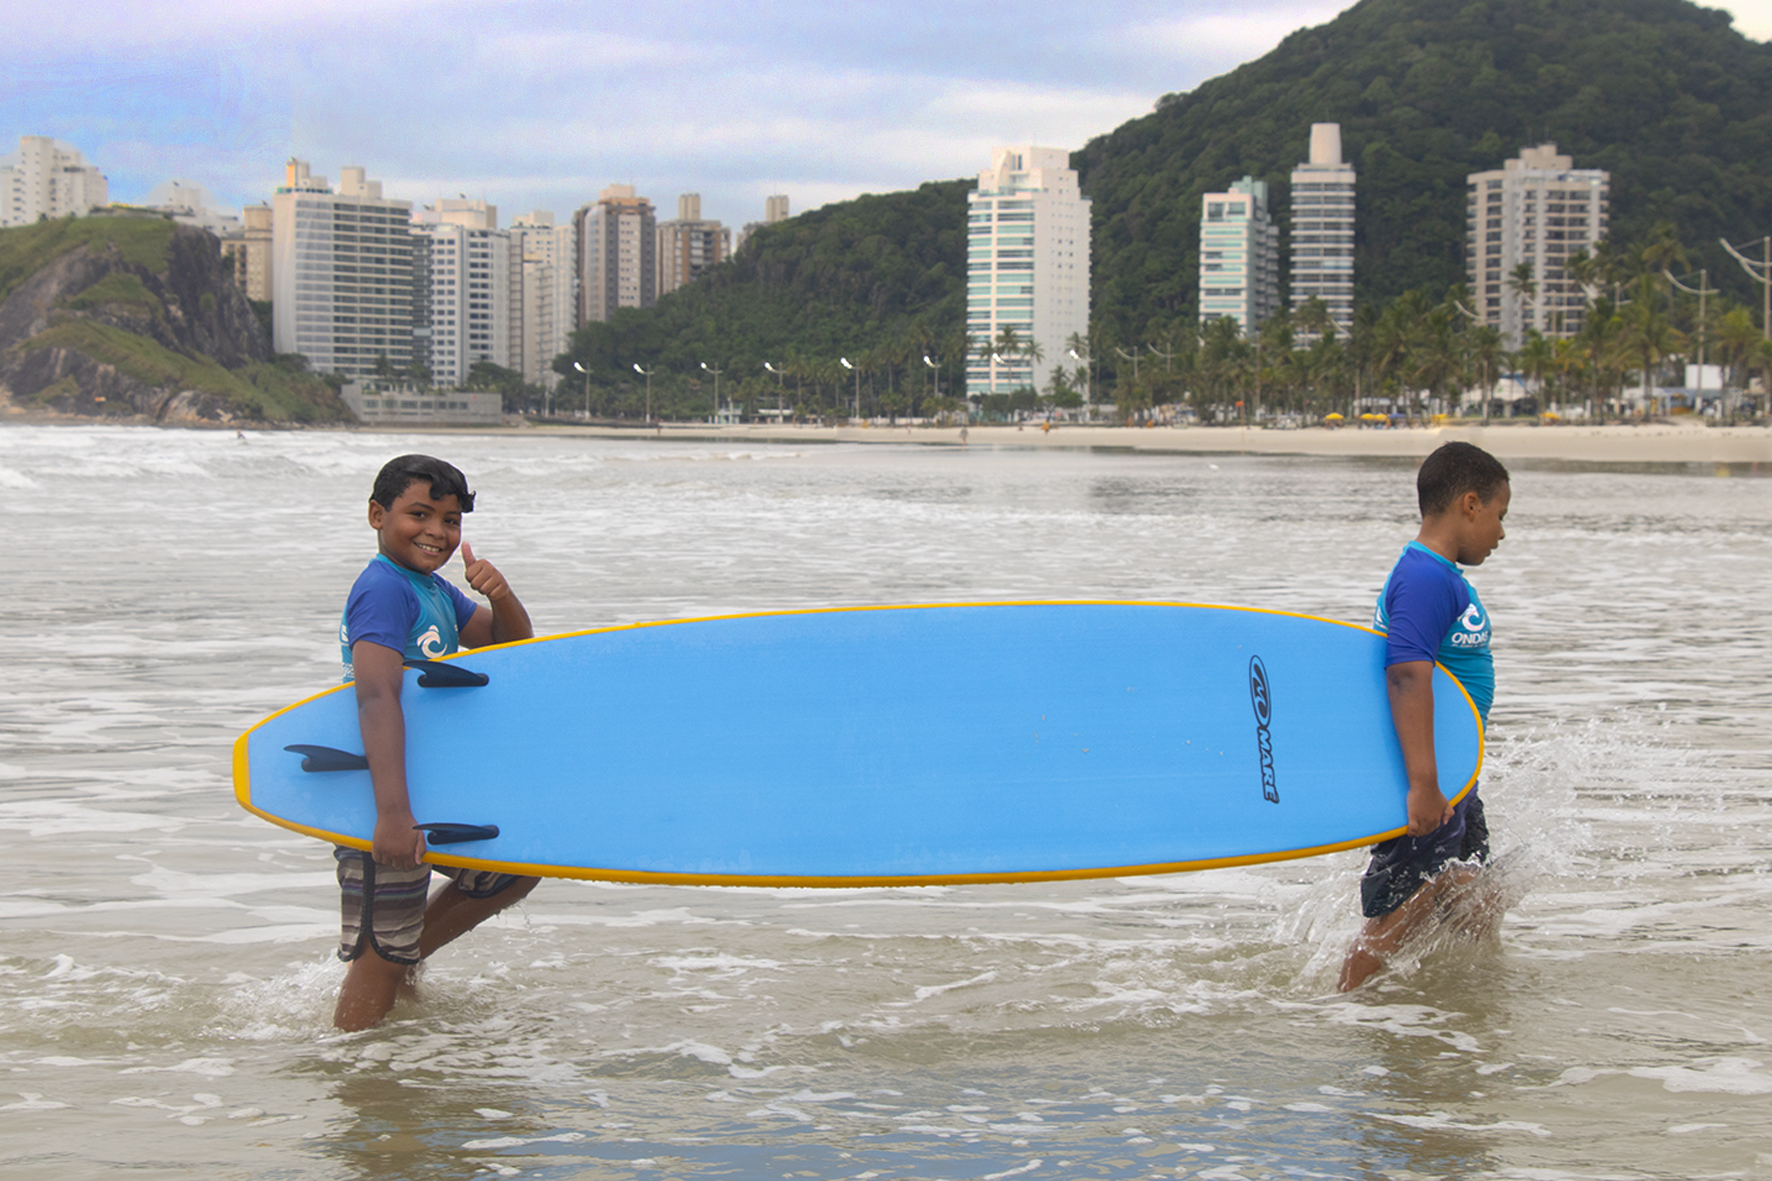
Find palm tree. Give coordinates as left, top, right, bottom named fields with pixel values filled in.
left=1618, top=274, right=1687, bottom=416
left=1506, top=263, right=1537, bottom=342
left=1463, top=324, right=1504, bottom=421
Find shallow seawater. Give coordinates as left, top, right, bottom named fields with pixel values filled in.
left=2, top=424, right=1770, bottom=1180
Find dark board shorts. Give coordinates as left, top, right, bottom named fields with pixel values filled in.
left=1359, top=790, right=1490, bottom=919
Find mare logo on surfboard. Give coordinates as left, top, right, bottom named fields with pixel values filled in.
left=1249, top=656, right=1279, bottom=804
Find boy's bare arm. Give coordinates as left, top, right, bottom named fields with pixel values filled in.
left=1387, top=660, right=1456, bottom=836
left=457, top=540, right=533, bottom=649
left=353, top=640, right=427, bottom=869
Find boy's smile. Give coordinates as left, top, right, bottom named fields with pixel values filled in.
left=368, top=484, right=463, bottom=574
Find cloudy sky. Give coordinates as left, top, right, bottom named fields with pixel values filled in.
left=5, top=0, right=1770, bottom=229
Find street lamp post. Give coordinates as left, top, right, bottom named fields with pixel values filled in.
left=700, top=362, right=724, bottom=423
left=572, top=361, right=591, bottom=421
left=1666, top=267, right=1720, bottom=419
left=763, top=361, right=786, bottom=419
left=840, top=357, right=860, bottom=422
left=632, top=362, right=654, bottom=423
left=1068, top=347, right=1091, bottom=416
left=922, top=354, right=939, bottom=403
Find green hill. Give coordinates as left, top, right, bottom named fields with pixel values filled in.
left=0, top=215, right=348, bottom=423
left=566, top=0, right=1772, bottom=404
left=1077, top=0, right=1772, bottom=339
left=561, top=180, right=971, bottom=416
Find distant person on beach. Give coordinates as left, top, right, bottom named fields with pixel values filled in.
left=1339, top=442, right=1510, bottom=991
left=331, top=454, right=538, bottom=1029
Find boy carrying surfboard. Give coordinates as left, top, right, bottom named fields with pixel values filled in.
left=1339, top=442, right=1510, bottom=991
left=332, top=455, right=539, bottom=1030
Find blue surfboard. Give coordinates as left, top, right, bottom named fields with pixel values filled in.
left=232, top=603, right=1483, bottom=886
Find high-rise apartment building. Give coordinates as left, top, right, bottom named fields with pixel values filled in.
left=0, top=136, right=108, bottom=226
left=510, top=211, right=577, bottom=389
left=412, top=200, right=514, bottom=388
left=964, top=145, right=1091, bottom=399
left=1198, top=177, right=1280, bottom=336
left=656, top=194, right=730, bottom=297
left=736, top=194, right=790, bottom=254
left=575, top=185, right=655, bottom=326
left=271, top=160, right=418, bottom=379
left=1289, top=124, right=1355, bottom=340
left=1466, top=142, right=1608, bottom=345
left=236, top=205, right=273, bottom=302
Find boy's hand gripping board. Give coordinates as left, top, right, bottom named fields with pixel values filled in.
left=233, top=602, right=1484, bottom=886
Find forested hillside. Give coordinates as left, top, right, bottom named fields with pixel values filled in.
left=561, top=181, right=971, bottom=415
left=1078, top=0, right=1772, bottom=338
left=564, top=0, right=1772, bottom=414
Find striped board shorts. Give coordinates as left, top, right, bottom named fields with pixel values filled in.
left=334, top=847, right=520, bottom=965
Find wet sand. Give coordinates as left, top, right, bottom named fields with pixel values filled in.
left=527, top=419, right=1772, bottom=464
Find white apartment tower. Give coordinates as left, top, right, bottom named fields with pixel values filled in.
left=272, top=161, right=417, bottom=378
left=1198, top=177, right=1280, bottom=336
left=657, top=194, right=730, bottom=297
left=1467, top=142, right=1609, bottom=346
left=412, top=199, right=514, bottom=388
left=1289, top=124, right=1356, bottom=340
left=511, top=211, right=577, bottom=389
left=964, top=145, right=1090, bottom=398
left=1, top=136, right=108, bottom=226
left=575, top=185, right=656, bottom=325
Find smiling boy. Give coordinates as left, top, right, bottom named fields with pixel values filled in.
left=333, top=455, right=539, bottom=1030
left=1339, top=442, right=1510, bottom=991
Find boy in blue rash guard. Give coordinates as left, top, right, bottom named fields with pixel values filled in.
left=332, top=455, right=540, bottom=1030
left=1339, top=442, right=1510, bottom=991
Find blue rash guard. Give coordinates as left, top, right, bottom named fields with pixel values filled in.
left=339, top=553, right=478, bottom=682
left=1360, top=541, right=1496, bottom=918
left=1373, top=541, right=1494, bottom=720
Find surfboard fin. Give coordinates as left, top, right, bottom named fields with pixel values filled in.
left=284, top=744, right=370, bottom=773
left=414, top=822, right=500, bottom=845
left=403, top=659, right=489, bottom=688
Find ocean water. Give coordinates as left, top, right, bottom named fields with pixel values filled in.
left=2, top=423, right=1769, bottom=1181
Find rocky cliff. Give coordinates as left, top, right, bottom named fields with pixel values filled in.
left=0, top=214, right=348, bottom=424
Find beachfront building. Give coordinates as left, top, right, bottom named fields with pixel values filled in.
left=221, top=204, right=274, bottom=302
left=0, top=136, right=108, bottom=226
left=1198, top=177, right=1280, bottom=336
left=411, top=199, right=515, bottom=389
left=736, top=193, right=790, bottom=253
left=575, top=184, right=656, bottom=325
left=511, top=211, right=577, bottom=390
left=271, top=160, right=418, bottom=379
left=1289, top=124, right=1356, bottom=341
left=964, top=145, right=1091, bottom=399
left=656, top=193, right=730, bottom=297
left=1466, top=142, right=1609, bottom=346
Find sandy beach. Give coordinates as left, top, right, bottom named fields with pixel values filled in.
left=529, top=417, right=1772, bottom=465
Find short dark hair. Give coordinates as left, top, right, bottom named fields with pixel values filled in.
left=370, top=454, right=476, bottom=513
left=1417, top=442, right=1508, bottom=516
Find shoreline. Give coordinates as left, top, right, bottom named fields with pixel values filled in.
left=524, top=419, right=1772, bottom=465
left=8, top=411, right=1770, bottom=465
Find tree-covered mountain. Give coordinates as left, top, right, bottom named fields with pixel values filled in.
left=1078, top=0, right=1772, bottom=341
left=571, top=0, right=1772, bottom=410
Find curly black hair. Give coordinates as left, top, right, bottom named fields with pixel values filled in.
left=369, top=454, right=476, bottom=513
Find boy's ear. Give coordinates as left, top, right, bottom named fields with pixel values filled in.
left=367, top=499, right=385, bottom=529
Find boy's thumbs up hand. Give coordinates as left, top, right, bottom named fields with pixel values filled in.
left=461, top=541, right=510, bottom=602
